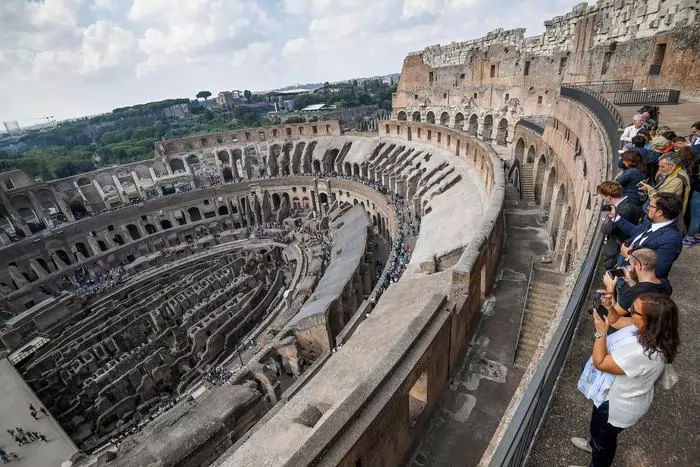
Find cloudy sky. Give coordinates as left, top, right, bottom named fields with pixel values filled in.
left=0, top=0, right=581, bottom=125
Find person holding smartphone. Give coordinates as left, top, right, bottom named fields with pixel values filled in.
left=601, top=249, right=672, bottom=327
left=571, top=294, right=680, bottom=467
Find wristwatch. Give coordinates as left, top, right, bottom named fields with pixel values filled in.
left=594, top=331, right=604, bottom=339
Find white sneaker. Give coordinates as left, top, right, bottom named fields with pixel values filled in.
left=571, top=436, right=592, bottom=453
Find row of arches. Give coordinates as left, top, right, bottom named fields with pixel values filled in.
left=397, top=111, right=509, bottom=145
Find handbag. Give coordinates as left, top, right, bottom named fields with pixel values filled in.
left=657, top=363, right=679, bottom=390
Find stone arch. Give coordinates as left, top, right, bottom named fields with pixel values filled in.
left=527, top=145, right=536, bottom=164
left=319, top=192, right=329, bottom=205
left=534, top=155, right=547, bottom=205
left=468, top=114, right=478, bottom=136
left=514, top=138, right=525, bottom=164
left=69, top=200, right=88, bottom=219
left=272, top=193, right=281, bottom=209
left=97, top=240, right=108, bottom=251
left=112, top=234, right=124, bottom=245
left=36, top=258, right=51, bottom=273
left=160, top=219, right=172, bottom=229
left=543, top=167, right=557, bottom=212
left=397, top=111, right=407, bottom=121
left=75, top=242, right=90, bottom=258
left=218, top=205, right=229, bottom=215
left=482, top=115, right=494, bottom=141
left=222, top=167, right=234, bottom=183
left=496, top=118, right=508, bottom=145
left=217, top=150, right=231, bottom=165
left=344, top=162, right=352, bottom=175
left=280, top=143, right=293, bottom=175
left=454, top=113, right=465, bottom=131
left=411, top=111, right=421, bottom=122
left=353, top=163, right=360, bottom=177
left=269, top=144, right=281, bottom=177
left=145, top=224, right=157, bottom=234
left=312, top=159, right=321, bottom=173
left=55, top=249, right=71, bottom=266
left=303, top=141, right=316, bottom=174
left=188, top=206, right=202, bottom=222
left=426, top=111, right=435, bottom=125
left=170, top=158, right=186, bottom=173
left=440, top=112, right=450, bottom=126
left=292, top=141, right=306, bottom=175
left=126, top=224, right=141, bottom=240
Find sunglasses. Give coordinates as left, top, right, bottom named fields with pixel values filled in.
left=628, top=306, right=643, bottom=317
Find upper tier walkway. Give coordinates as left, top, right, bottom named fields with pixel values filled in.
left=615, top=99, right=700, bottom=135
left=528, top=246, right=700, bottom=466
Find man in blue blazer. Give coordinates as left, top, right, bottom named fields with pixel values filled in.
left=609, top=192, right=683, bottom=279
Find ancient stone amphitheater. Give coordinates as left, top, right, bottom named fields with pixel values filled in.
left=0, top=1, right=698, bottom=466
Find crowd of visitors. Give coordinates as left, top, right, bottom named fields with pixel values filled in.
left=61, top=265, right=126, bottom=299
left=572, top=113, right=694, bottom=467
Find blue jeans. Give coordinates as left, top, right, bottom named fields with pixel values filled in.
left=589, top=401, right=624, bottom=467
left=687, top=191, right=700, bottom=237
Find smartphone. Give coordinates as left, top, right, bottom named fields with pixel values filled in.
left=607, top=268, right=626, bottom=278
left=601, top=204, right=613, bottom=212
left=636, top=180, right=648, bottom=188
left=595, top=304, right=609, bottom=319
left=590, top=292, right=602, bottom=313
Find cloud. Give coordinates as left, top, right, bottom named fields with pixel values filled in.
left=283, top=38, right=310, bottom=58
left=0, top=0, right=585, bottom=122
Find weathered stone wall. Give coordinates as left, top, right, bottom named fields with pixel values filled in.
left=394, top=0, right=700, bottom=121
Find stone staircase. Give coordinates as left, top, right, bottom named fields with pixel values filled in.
left=520, top=164, right=535, bottom=203
left=514, top=269, right=566, bottom=369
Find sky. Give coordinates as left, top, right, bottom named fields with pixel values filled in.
left=0, top=0, right=582, bottom=125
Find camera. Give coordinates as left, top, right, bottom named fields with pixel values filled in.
left=601, top=204, right=613, bottom=212
left=636, top=180, right=648, bottom=188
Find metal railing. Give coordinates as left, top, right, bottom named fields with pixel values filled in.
left=489, top=85, right=615, bottom=466
left=516, top=117, right=547, bottom=135
left=605, top=89, right=680, bottom=106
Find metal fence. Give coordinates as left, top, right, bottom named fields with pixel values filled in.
left=488, top=85, right=617, bottom=466
left=604, top=89, right=681, bottom=106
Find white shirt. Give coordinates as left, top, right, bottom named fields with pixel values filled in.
left=620, top=124, right=641, bottom=143
left=608, top=336, right=665, bottom=428
left=630, top=219, right=674, bottom=246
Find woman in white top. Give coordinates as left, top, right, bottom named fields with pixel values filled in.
left=571, top=293, right=680, bottom=467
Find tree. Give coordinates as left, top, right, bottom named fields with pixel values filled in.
left=203, top=109, right=214, bottom=121
left=243, top=90, right=252, bottom=102
left=196, top=90, right=212, bottom=101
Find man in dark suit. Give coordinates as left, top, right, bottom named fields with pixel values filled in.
left=597, top=181, right=642, bottom=270
left=609, top=192, right=683, bottom=279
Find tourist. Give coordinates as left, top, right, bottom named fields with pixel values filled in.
left=619, top=114, right=643, bottom=144
left=597, top=181, right=641, bottom=270
left=608, top=192, right=683, bottom=279
left=638, top=153, right=690, bottom=225
left=572, top=293, right=680, bottom=467
left=614, top=151, right=647, bottom=206
left=601, top=248, right=672, bottom=326
left=690, top=121, right=700, bottom=147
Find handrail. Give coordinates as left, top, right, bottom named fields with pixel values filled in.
left=488, top=85, right=616, bottom=466
left=516, top=118, right=545, bottom=136
left=513, top=254, right=536, bottom=366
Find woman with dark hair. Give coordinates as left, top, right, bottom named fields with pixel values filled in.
left=572, top=293, right=680, bottom=467
left=616, top=150, right=647, bottom=205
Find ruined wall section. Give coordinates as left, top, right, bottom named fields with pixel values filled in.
left=394, top=0, right=700, bottom=117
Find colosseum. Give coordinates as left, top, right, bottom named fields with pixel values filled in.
left=0, top=1, right=698, bottom=466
